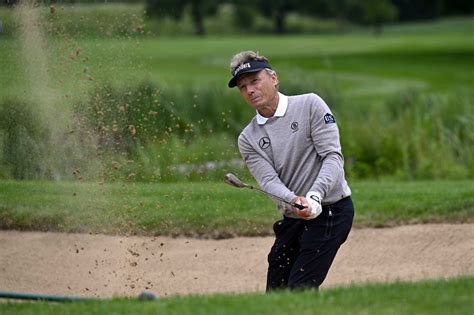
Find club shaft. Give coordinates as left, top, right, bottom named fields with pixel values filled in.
left=247, top=185, right=305, bottom=210
left=224, top=173, right=305, bottom=210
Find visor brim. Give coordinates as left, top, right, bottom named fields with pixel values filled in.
left=228, top=68, right=265, bottom=88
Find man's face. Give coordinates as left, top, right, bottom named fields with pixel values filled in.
left=236, top=70, right=278, bottom=114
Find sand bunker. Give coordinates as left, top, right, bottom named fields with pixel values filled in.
left=0, top=223, right=472, bottom=298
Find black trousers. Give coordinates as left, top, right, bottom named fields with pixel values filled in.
left=266, top=196, right=354, bottom=291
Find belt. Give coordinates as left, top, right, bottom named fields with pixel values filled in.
left=322, top=196, right=351, bottom=212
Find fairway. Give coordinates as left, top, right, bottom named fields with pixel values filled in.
left=1, top=20, right=473, bottom=99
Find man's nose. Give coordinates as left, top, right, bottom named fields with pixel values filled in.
left=245, top=85, right=255, bottom=95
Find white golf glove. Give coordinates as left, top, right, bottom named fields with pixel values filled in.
left=305, top=191, right=322, bottom=219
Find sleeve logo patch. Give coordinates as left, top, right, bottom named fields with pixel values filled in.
left=324, top=113, right=336, bottom=124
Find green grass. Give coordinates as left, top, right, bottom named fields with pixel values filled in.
left=1, top=10, right=472, bottom=181
left=0, top=9, right=472, bottom=313
left=61, top=30, right=474, bottom=98
left=353, top=180, right=474, bottom=226
left=0, top=179, right=472, bottom=236
left=1, top=277, right=472, bottom=315
left=0, top=15, right=472, bottom=100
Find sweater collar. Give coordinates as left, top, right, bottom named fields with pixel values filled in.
left=256, top=92, right=288, bottom=125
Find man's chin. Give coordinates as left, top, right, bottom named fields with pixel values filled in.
left=252, top=100, right=264, bottom=108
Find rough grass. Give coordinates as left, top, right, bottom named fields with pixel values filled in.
left=1, top=277, right=472, bottom=315
left=0, top=179, right=472, bottom=237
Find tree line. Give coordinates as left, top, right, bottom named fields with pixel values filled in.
left=145, top=0, right=474, bottom=35
left=2, top=0, right=473, bottom=35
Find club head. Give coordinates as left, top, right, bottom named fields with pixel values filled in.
left=224, top=173, right=247, bottom=188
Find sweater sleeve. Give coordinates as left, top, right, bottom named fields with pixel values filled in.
left=238, top=133, right=297, bottom=205
left=308, top=94, right=345, bottom=199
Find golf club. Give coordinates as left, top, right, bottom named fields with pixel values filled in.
left=224, top=173, right=305, bottom=210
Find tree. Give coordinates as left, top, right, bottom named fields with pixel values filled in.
left=0, top=0, right=17, bottom=5
left=347, top=0, right=398, bottom=34
left=298, top=0, right=359, bottom=33
left=389, top=0, right=443, bottom=21
left=441, top=0, right=474, bottom=15
left=145, top=0, right=221, bottom=36
left=232, top=0, right=305, bottom=34
left=258, top=0, right=298, bottom=34
left=231, top=0, right=257, bottom=30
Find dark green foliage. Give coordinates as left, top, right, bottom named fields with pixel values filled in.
left=76, top=80, right=247, bottom=153
left=0, top=100, right=48, bottom=179
left=1, top=10, right=471, bottom=181
left=71, top=79, right=474, bottom=182
left=232, top=0, right=398, bottom=34
left=1, top=86, right=471, bottom=182
left=341, top=91, right=474, bottom=179
left=232, top=1, right=256, bottom=30
left=391, top=0, right=444, bottom=20
left=0, top=0, right=16, bottom=6
left=390, top=0, right=473, bottom=20
left=346, top=0, right=398, bottom=32
left=73, top=81, right=249, bottom=181
left=1, top=78, right=469, bottom=182
left=77, top=82, right=164, bottom=155
left=442, top=0, right=474, bottom=15
left=146, top=0, right=186, bottom=20
left=145, top=0, right=221, bottom=35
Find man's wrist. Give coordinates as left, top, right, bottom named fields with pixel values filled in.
left=306, top=191, right=321, bottom=204
left=305, top=191, right=322, bottom=218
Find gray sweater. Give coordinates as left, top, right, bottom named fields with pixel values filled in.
left=238, top=93, right=351, bottom=218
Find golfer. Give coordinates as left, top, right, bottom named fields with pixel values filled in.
left=228, top=51, right=354, bottom=291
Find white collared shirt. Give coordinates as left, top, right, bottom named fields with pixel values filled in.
left=256, top=92, right=288, bottom=125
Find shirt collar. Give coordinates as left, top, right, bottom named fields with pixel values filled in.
left=256, top=92, right=288, bottom=125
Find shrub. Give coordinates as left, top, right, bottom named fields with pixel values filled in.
left=76, top=80, right=251, bottom=153
left=0, top=99, right=48, bottom=179
left=3, top=80, right=471, bottom=182
left=342, top=90, right=474, bottom=179
left=74, top=80, right=249, bottom=181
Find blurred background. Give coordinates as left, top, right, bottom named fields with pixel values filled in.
left=0, top=3, right=472, bottom=303
left=0, top=0, right=472, bottom=183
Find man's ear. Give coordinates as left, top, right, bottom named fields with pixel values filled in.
left=271, top=72, right=279, bottom=87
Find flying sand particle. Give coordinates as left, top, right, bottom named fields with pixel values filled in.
left=128, top=125, right=137, bottom=136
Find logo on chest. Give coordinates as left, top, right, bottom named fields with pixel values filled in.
left=290, top=121, right=299, bottom=132
left=259, top=137, right=271, bottom=150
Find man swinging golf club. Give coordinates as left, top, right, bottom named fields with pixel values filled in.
left=228, top=51, right=354, bottom=291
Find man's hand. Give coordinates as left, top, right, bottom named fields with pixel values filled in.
left=292, top=196, right=312, bottom=220
left=292, top=192, right=323, bottom=220
left=306, top=191, right=322, bottom=219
